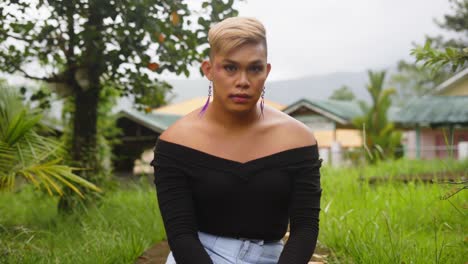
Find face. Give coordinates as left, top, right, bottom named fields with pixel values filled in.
left=201, top=42, right=271, bottom=114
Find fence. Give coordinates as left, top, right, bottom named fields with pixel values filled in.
left=320, top=141, right=468, bottom=166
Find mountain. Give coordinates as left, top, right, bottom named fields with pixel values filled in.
left=164, top=71, right=372, bottom=105
left=267, top=72, right=371, bottom=104
left=2, top=70, right=374, bottom=118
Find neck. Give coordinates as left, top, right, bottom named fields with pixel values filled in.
left=203, top=100, right=263, bottom=131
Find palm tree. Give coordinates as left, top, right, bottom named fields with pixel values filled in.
left=353, top=70, right=402, bottom=163
left=0, top=81, right=101, bottom=197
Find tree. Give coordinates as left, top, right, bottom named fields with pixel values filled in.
left=389, top=60, right=450, bottom=106
left=411, top=40, right=468, bottom=73
left=430, top=0, right=467, bottom=50
left=0, top=1, right=238, bottom=209
left=0, top=81, right=100, bottom=197
left=353, top=70, right=402, bottom=164
left=329, top=85, right=356, bottom=101
left=390, top=0, right=467, bottom=102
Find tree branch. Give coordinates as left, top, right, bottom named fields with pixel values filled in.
left=16, top=67, right=60, bottom=83
left=6, top=33, right=34, bottom=43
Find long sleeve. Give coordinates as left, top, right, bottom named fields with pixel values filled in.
left=278, top=157, right=322, bottom=264
left=151, top=151, right=213, bottom=264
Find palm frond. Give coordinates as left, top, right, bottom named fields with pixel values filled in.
left=4, top=110, right=42, bottom=146
left=17, top=159, right=102, bottom=198
left=0, top=141, right=15, bottom=173
left=0, top=83, right=102, bottom=198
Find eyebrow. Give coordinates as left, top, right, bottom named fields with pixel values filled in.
left=222, top=59, right=264, bottom=65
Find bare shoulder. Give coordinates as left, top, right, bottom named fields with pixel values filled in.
left=264, top=106, right=317, bottom=148
left=158, top=111, right=201, bottom=146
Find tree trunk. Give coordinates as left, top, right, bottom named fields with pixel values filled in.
left=58, top=0, right=104, bottom=212
left=58, top=87, right=100, bottom=212
left=72, top=88, right=100, bottom=170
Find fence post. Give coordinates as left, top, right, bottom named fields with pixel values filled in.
left=459, top=142, right=468, bottom=160
left=416, top=126, right=421, bottom=159
left=331, top=141, right=343, bottom=167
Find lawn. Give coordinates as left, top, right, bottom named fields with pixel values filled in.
left=0, top=159, right=466, bottom=263
left=0, top=182, right=165, bottom=264
left=319, top=159, right=467, bottom=263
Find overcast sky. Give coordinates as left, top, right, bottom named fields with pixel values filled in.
left=3, top=0, right=455, bottom=84
left=165, top=0, right=453, bottom=81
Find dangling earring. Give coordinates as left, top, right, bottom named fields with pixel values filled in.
left=260, top=86, right=265, bottom=116
left=199, top=81, right=212, bottom=116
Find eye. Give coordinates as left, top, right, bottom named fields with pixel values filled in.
left=249, top=65, right=264, bottom=73
left=224, top=64, right=237, bottom=72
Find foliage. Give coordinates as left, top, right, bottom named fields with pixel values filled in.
left=328, top=85, right=356, bottom=101
left=0, top=0, right=239, bottom=100
left=57, top=84, right=123, bottom=211
left=411, top=40, right=468, bottom=73
left=0, top=81, right=100, bottom=197
left=0, top=182, right=165, bottom=263
left=390, top=0, right=467, bottom=102
left=353, top=70, right=402, bottom=163
left=410, top=0, right=468, bottom=73
left=60, top=84, right=122, bottom=180
left=389, top=60, right=451, bottom=106
left=435, top=0, right=468, bottom=40
left=0, top=0, right=239, bottom=210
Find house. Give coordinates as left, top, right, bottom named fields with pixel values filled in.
left=113, top=110, right=180, bottom=174
left=393, top=68, right=468, bottom=159
left=282, top=98, right=363, bottom=164
left=433, top=67, right=468, bottom=96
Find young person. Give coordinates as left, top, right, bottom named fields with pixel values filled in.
left=151, top=16, right=322, bottom=264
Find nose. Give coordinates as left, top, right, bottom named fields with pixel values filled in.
left=236, top=71, right=250, bottom=89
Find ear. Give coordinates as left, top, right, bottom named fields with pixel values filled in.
left=266, top=63, right=272, bottom=78
left=201, top=60, right=213, bottom=81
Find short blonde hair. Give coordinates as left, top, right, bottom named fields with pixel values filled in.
left=208, top=17, right=267, bottom=58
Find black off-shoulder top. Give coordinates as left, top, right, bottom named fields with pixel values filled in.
left=151, top=139, right=322, bottom=264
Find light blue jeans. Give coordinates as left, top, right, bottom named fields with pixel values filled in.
left=165, top=231, right=284, bottom=264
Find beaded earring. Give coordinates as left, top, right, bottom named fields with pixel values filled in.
left=260, top=87, right=266, bottom=116
left=199, top=81, right=212, bottom=116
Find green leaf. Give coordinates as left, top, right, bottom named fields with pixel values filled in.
left=423, top=39, right=432, bottom=50
left=445, top=47, right=455, bottom=58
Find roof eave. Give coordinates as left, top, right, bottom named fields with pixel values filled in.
left=117, top=110, right=168, bottom=133
left=433, top=67, right=468, bottom=95
left=283, top=99, right=350, bottom=125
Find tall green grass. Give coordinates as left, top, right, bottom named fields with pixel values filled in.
left=0, top=182, right=165, bottom=264
left=1, top=159, right=466, bottom=263
left=358, top=158, right=468, bottom=179
left=319, top=159, right=467, bottom=264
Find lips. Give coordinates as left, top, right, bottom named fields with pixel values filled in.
left=229, top=94, right=251, bottom=103
left=229, top=94, right=251, bottom=98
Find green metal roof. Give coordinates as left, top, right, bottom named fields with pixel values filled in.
left=119, top=96, right=467, bottom=132
left=117, top=109, right=182, bottom=133
left=283, top=98, right=364, bottom=124
left=308, top=99, right=363, bottom=121
left=393, top=96, right=468, bottom=126
left=283, top=98, right=403, bottom=125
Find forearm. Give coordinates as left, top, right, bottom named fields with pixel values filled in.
left=167, top=234, right=213, bottom=264
left=278, top=213, right=320, bottom=264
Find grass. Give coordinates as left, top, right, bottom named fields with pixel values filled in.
left=319, top=159, right=467, bottom=264
left=358, top=158, right=468, bottom=179
left=0, top=181, right=165, bottom=264
left=0, top=159, right=467, bottom=263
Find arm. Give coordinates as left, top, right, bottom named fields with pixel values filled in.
left=278, top=157, right=322, bottom=264
left=152, top=152, right=213, bottom=264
